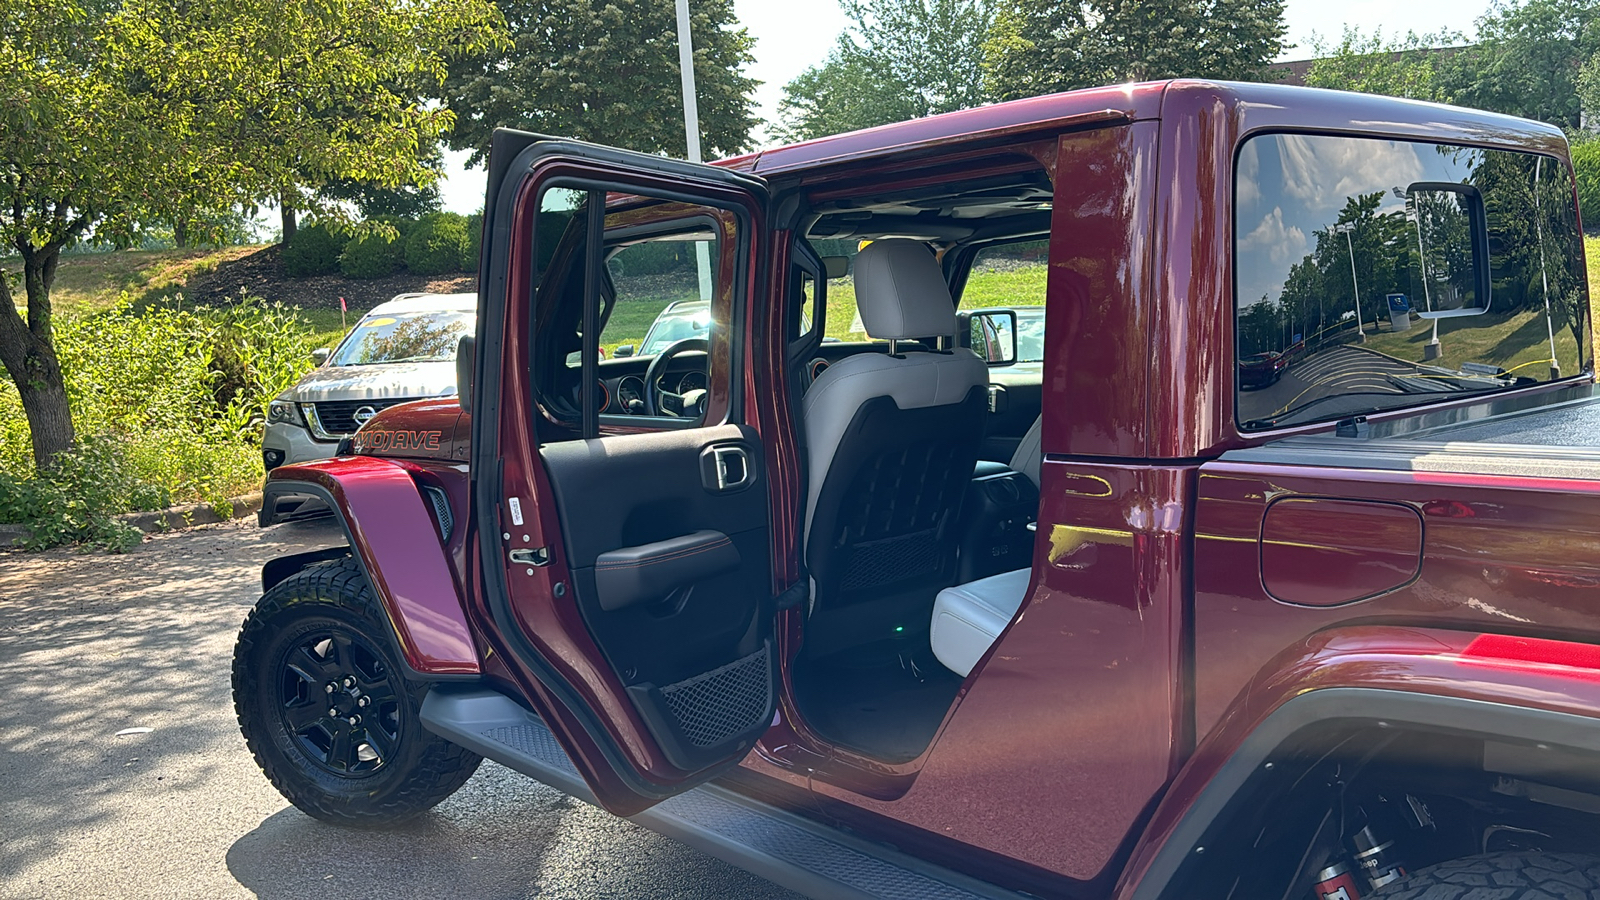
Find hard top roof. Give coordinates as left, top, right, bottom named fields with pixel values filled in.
left=719, top=80, right=1567, bottom=178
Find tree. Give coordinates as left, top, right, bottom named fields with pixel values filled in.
left=776, top=0, right=995, bottom=142
left=1303, top=28, right=1467, bottom=102
left=440, top=0, right=759, bottom=166
left=984, top=0, right=1288, bottom=101
left=1448, top=0, right=1600, bottom=130
left=0, top=0, right=501, bottom=470
left=323, top=141, right=447, bottom=220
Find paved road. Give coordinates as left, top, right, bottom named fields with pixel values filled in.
left=0, top=519, right=798, bottom=900
left=1237, top=344, right=1458, bottom=425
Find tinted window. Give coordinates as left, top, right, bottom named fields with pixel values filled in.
left=603, top=232, right=717, bottom=358
left=1235, top=134, right=1590, bottom=430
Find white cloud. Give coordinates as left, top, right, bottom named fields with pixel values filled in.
left=1241, top=206, right=1308, bottom=267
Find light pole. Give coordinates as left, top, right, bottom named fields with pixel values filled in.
left=1406, top=202, right=1441, bottom=359
left=675, top=0, right=713, bottom=302
left=1333, top=223, right=1365, bottom=343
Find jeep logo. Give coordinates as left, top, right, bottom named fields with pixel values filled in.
left=352, top=406, right=378, bottom=425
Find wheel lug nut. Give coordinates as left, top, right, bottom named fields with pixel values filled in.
left=357, top=697, right=370, bottom=707
left=325, top=684, right=336, bottom=694
left=343, top=676, right=357, bottom=688
left=347, top=716, right=360, bottom=726
left=327, top=708, right=340, bottom=718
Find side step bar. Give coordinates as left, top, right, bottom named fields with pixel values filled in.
left=420, top=686, right=1028, bottom=900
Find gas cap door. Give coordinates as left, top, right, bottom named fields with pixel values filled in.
left=1260, top=497, right=1423, bottom=607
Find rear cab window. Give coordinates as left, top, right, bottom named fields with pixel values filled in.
left=1234, top=133, right=1591, bottom=431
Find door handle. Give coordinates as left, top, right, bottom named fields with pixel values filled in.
left=711, top=445, right=751, bottom=491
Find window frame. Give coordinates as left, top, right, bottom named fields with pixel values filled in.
left=529, top=178, right=755, bottom=439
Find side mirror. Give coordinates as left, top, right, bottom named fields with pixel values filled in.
left=958, top=309, right=1018, bottom=366
left=456, top=334, right=475, bottom=415
left=1404, top=181, right=1490, bottom=318
left=613, top=344, right=634, bottom=358
left=311, top=347, right=330, bottom=366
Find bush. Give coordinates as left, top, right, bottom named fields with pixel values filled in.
left=0, top=295, right=315, bottom=549
left=462, top=212, right=482, bottom=273
left=340, top=225, right=406, bottom=279
left=405, top=212, right=470, bottom=276
left=0, top=437, right=167, bottom=551
left=1574, top=140, right=1600, bottom=233
left=281, top=221, right=349, bottom=277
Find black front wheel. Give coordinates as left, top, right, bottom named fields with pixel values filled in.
left=233, top=557, right=481, bottom=826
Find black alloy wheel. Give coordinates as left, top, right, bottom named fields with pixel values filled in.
left=276, top=627, right=402, bottom=777
left=234, top=556, right=481, bottom=826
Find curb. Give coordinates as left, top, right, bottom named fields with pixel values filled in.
left=0, top=492, right=264, bottom=549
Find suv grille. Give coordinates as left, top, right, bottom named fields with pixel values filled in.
left=312, top=399, right=413, bottom=437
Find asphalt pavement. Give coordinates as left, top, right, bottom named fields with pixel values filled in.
left=0, top=518, right=798, bottom=900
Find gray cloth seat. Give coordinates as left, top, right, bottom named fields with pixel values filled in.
left=801, top=239, right=990, bottom=613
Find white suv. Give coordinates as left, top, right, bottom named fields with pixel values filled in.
left=262, top=292, right=476, bottom=471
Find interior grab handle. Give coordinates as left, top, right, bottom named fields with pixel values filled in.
left=712, top=445, right=750, bottom=491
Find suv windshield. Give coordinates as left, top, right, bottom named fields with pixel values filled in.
left=329, top=310, right=475, bottom=367
left=638, top=302, right=711, bottom=355
left=1235, top=134, right=1590, bottom=430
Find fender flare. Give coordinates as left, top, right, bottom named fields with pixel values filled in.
left=1122, top=626, right=1600, bottom=900
left=260, top=457, right=481, bottom=679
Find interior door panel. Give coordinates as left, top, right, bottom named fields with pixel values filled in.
left=540, top=423, right=775, bottom=770
left=979, top=375, right=1043, bottom=462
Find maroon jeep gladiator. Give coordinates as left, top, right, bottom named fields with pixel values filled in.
left=236, top=80, right=1600, bottom=899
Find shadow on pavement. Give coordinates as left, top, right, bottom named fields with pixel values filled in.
left=226, top=763, right=800, bottom=900
left=0, top=519, right=343, bottom=887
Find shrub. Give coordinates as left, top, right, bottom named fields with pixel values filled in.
left=0, top=295, right=315, bottom=549
left=340, top=225, right=406, bottom=279
left=0, top=436, right=167, bottom=551
left=1574, top=140, right=1600, bottom=233
left=462, top=212, right=482, bottom=273
left=282, top=221, right=349, bottom=277
left=405, top=212, right=470, bottom=276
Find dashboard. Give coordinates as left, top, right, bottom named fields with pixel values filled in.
left=599, top=361, right=710, bottom=416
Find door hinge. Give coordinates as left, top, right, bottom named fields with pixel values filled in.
left=509, top=547, right=551, bottom=567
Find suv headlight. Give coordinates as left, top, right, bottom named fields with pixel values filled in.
left=268, top=399, right=304, bottom=426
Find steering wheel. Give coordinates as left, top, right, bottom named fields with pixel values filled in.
left=644, top=338, right=710, bottom=417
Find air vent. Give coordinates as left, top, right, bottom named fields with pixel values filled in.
left=421, top=485, right=453, bottom=542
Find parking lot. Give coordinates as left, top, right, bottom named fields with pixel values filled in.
left=0, top=519, right=795, bottom=899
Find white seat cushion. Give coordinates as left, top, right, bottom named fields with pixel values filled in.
left=930, top=568, right=1032, bottom=677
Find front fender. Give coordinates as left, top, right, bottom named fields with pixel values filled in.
left=1121, top=626, right=1600, bottom=900
left=262, top=456, right=481, bottom=678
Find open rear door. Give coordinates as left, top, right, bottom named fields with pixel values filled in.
left=468, top=129, right=778, bottom=814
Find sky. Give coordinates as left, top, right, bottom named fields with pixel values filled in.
left=434, top=0, right=1495, bottom=214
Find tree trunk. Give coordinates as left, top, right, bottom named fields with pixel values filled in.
left=0, top=243, right=78, bottom=471
left=13, top=366, right=74, bottom=471
left=174, top=218, right=189, bottom=249
left=280, top=197, right=297, bottom=244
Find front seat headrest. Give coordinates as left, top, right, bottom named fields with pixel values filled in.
left=853, top=239, right=956, bottom=341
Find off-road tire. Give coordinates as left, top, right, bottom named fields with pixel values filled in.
left=233, top=557, right=481, bottom=826
left=1370, top=852, right=1600, bottom=898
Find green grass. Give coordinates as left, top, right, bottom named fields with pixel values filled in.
left=1363, top=307, right=1582, bottom=377
left=813, top=266, right=1049, bottom=342
left=40, top=245, right=265, bottom=314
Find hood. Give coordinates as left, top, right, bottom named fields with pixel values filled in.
left=288, top=361, right=458, bottom=402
